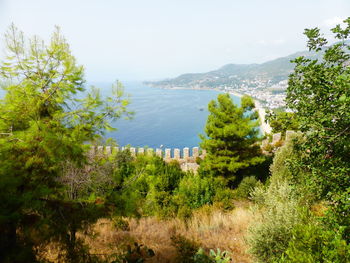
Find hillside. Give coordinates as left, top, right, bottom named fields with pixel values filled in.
left=145, top=49, right=323, bottom=91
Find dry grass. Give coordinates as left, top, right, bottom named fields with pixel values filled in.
left=39, top=205, right=253, bottom=262
left=84, top=206, right=253, bottom=263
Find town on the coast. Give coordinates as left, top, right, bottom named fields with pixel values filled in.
left=220, top=79, right=287, bottom=109
left=196, top=78, right=288, bottom=109
left=152, top=79, right=288, bottom=110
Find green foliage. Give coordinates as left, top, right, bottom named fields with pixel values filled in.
left=279, top=224, right=350, bottom=263
left=147, top=159, right=185, bottom=193
left=233, top=176, right=261, bottom=199
left=269, top=136, right=295, bottom=182
left=248, top=180, right=306, bottom=263
left=0, top=25, right=131, bottom=262
left=286, top=17, right=350, bottom=240
left=208, top=249, right=231, bottom=263
left=141, top=158, right=186, bottom=217
left=194, top=248, right=231, bottom=263
left=249, top=19, right=350, bottom=262
left=113, top=149, right=137, bottom=185
left=174, top=174, right=226, bottom=210
left=96, top=152, right=233, bottom=219
left=199, top=93, right=265, bottom=183
left=177, top=205, right=193, bottom=220
left=265, top=110, right=299, bottom=135
left=269, top=132, right=317, bottom=206
left=213, top=188, right=235, bottom=210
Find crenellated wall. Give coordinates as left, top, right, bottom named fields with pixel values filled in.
left=89, top=145, right=206, bottom=162
left=90, top=131, right=296, bottom=160
left=89, top=131, right=296, bottom=173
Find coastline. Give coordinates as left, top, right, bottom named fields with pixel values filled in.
left=154, top=86, right=272, bottom=135
left=226, top=90, right=272, bottom=135
left=253, top=99, right=272, bottom=135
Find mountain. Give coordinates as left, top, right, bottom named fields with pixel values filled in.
left=144, top=49, right=323, bottom=91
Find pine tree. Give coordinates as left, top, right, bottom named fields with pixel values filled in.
left=0, top=24, right=131, bottom=261
left=199, top=93, right=264, bottom=183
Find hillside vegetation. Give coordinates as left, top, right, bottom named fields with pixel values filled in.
left=145, top=50, right=324, bottom=89
left=1, top=18, right=350, bottom=263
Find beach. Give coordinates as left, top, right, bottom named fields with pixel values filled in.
left=225, top=90, right=272, bottom=135
left=161, top=86, right=272, bottom=135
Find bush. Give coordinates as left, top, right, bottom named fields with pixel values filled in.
left=233, top=176, right=260, bottom=199
left=177, top=205, right=193, bottom=220
left=247, top=180, right=306, bottom=263
left=144, top=190, right=178, bottom=218
left=194, top=248, right=231, bottom=263
left=269, top=133, right=299, bottom=182
left=213, top=188, right=235, bottom=210
left=137, top=156, right=186, bottom=217
left=175, top=174, right=226, bottom=209
left=279, top=224, right=350, bottom=263
left=269, top=132, right=317, bottom=206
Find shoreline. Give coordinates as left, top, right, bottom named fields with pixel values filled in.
left=153, top=86, right=272, bottom=135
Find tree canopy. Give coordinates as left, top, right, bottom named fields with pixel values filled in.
left=286, top=17, right=350, bottom=240
left=0, top=24, right=131, bottom=262
left=199, top=93, right=264, bottom=184
left=265, top=110, right=299, bottom=135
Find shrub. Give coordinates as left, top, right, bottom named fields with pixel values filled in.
left=175, top=174, right=225, bottom=209
left=269, top=132, right=316, bottom=206
left=177, top=205, right=193, bottom=220
left=269, top=133, right=299, bottom=182
left=247, top=180, right=306, bottom=263
left=139, top=156, right=186, bottom=217
left=233, top=176, right=260, bottom=199
left=144, top=190, right=178, bottom=218
left=279, top=224, right=350, bottom=263
left=213, top=188, right=235, bottom=210
left=194, top=248, right=231, bottom=263
left=109, top=187, right=142, bottom=217
left=196, top=156, right=202, bottom=165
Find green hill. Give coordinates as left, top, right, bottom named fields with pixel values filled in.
left=145, top=49, right=324, bottom=90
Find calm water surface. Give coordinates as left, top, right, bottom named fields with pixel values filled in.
left=100, top=82, right=240, bottom=149
left=0, top=82, right=241, bottom=149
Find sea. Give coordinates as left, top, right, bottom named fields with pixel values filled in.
left=0, top=81, right=241, bottom=149
left=99, top=81, right=241, bottom=149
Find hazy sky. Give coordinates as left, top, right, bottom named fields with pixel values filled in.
left=0, top=0, right=349, bottom=81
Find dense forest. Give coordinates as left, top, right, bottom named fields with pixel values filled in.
left=0, top=18, right=349, bottom=263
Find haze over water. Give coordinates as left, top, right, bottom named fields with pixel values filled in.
left=98, top=82, right=240, bottom=149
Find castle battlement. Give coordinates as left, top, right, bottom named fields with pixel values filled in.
left=89, top=146, right=206, bottom=162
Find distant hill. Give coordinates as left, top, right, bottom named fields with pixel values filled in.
left=145, top=49, right=324, bottom=90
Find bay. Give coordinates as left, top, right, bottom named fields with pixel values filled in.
left=99, top=81, right=241, bottom=149
left=0, top=82, right=241, bottom=149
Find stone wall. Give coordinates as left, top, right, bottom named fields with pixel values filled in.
left=89, top=146, right=206, bottom=162
left=89, top=146, right=205, bottom=172
left=90, top=131, right=296, bottom=172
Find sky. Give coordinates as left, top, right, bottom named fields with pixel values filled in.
left=0, top=0, right=349, bottom=82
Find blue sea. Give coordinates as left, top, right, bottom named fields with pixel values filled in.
left=99, top=82, right=241, bottom=149
left=0, top=82, right=241, bottom=149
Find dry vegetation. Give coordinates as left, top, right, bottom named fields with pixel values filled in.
left=40, top=204, right=253, bottom=263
